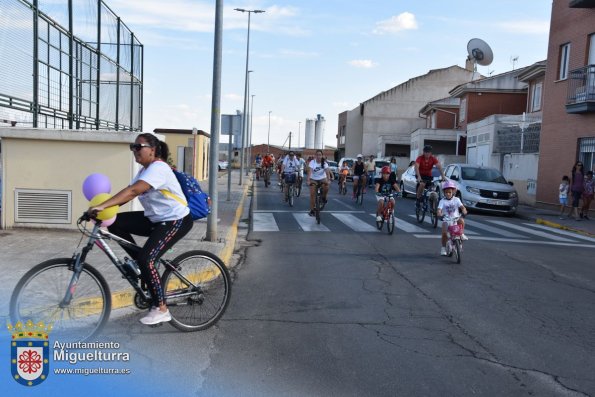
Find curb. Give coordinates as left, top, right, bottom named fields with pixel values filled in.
left=536, top=218, right=595, bottom=238
left=218, top=178, right=252, bottom=266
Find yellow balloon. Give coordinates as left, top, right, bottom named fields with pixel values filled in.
left=89, top=193, right=120, bottom=220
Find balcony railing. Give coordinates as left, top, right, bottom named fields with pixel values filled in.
left=566, top=65, right=595, bottom=114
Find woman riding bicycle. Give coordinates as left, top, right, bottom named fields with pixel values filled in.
left=375, top=166, right=402, bottom=222
left=88, top=133, right=193, bottom=325
left=437, top=180, right=468, bottom=256
left=307, top=149, right=332, bottom=216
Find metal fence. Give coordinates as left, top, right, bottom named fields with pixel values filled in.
left=0, top=0, right=143, bottom=130
left=495, top=123, right=541, bottom=154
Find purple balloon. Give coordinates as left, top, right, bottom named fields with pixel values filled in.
left=82, top=173, right=111, bottom=201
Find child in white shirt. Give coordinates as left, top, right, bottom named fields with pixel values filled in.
left=559, top=175, right=570, bottom=219
left=437, top=181, right=468, bottom=256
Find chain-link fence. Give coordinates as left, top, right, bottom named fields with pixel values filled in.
left=0, top=0, right=142, bottom=130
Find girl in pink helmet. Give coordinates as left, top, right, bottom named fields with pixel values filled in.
left=437, top=180, right=468, bottom=256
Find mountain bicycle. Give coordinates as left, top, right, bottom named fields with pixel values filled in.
left=284, top=172, right=297, bottom=207
left=338, top=174, right=348, bottom=195
left=443, top=215, right=464, bottom=264
left=311, top=181, right=326, bottom=224
left=375, top=192, right=401, bottom=234
left=416, top=181, right=440, bottom=227
left=9, top=214, right=232, bottom=342
left=354, top=176, right=366, bottom=206
left=295, top=173, right=303, bottom=197
left=263, top=166, right=271, bottom=187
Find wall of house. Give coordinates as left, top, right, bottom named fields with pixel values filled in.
left=435, top=108, right=459, bottom=129
left=345, top=106, right=364, bottom=157
left=0, top=128, right=138, bottom=229
left=360, top=66, right=476, bottom=156
left=502, top=153, right=539, bottom=205
left=537, top=0, right=595, bottom=205
left=460, top=92, right=528, bottom=130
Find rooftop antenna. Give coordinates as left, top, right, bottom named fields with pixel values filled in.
left=510, top=55, right=519, bottom=70
left=467, top=38, right=493, bottom=80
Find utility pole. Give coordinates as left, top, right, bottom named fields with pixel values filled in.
left=206, top=0, right=223, bottom=241
left=288, top=131, right=292, bottom=150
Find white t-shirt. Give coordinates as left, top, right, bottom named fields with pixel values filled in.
left=559, top=183, right=569, bottom=199
left=132, top=161, right=190, bottom=222
left=308, top=159, right=328, bottom=181
left=438, top=196, right=463, bottom=218
left=282, top=156, right=300, bottom=173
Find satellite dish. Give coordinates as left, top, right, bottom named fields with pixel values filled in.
left=467, top=38, right=494, bottom=67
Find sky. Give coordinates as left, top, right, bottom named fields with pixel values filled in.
left=103, top=0, right=552, bottom=149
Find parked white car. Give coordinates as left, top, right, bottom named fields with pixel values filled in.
left=399, top=164, right=442, bottom=197
left=443, top=163, right=518, bottom=215
left=218, top=160, right=229, bottom=170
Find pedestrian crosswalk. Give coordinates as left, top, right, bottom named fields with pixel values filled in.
left=251, top=210, right=595, bottom=248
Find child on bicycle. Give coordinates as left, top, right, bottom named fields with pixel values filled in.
left=375, top=166, right=401, bottom=222
left=339, top=162, right=350, bottom=186
left=437, top=180, right=468, bottom=256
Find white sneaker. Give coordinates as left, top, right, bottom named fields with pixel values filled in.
left=440, top=247, right=447, bottom=256
left=461, top=234, right=469, bottom=241
left=376, top=215, right=382, bottom=222
left=140, top=308, right=172, bottom=325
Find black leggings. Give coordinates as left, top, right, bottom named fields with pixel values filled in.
left=107, top=211, right=193, bottom=307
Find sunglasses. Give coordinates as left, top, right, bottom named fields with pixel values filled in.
left=129, top=143, right=152, bottom=151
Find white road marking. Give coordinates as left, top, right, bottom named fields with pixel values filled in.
left=370, top=214, right=428, bottom=233
left=407, top=215, right=478, bottom=235
left=413, top=234, right=595, bottom=248
left=293, top=213, right=330, bottom=232
left=332, top=213, right=378, bottom=232
left=486, top=220, right=574, bottom=242
left=463, top=219, right=524, bottom=238
left=524, top=223, right=595, bottom=243
left=252, top=212, right=279, bottom=232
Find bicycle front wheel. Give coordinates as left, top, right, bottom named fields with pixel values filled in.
left=9, top=258, right=111, bottom=342
left=387, top=212, right=395, bottom=235
left=416, top=202, right=426, bottom=223
left=162, top=250, right=231, bottom=331
left=454, top=240, right=462, bottom=264
left=289, top=187, right=294, bottom=207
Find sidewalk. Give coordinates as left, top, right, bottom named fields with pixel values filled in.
left=0, top=169, right=253, bottom=320
left=515, top=204, right=595, bottom=237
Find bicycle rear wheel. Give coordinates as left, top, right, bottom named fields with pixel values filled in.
left=9, top=258, right=111, bottom=342
left=162, top=250, right=231, bottom=331
left=430, top=197, right=438, bottom=228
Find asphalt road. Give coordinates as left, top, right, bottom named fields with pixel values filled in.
left=199, top=173, right=595, bottom=397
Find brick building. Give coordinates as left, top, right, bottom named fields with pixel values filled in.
left=537, top=0, right=595, bottom=206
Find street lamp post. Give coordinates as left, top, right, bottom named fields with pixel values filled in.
left=235, top=8, right=264, bottom=185
left=248, top=94, right=255, bottom=176
left=267, top=110, right=272, bottom=153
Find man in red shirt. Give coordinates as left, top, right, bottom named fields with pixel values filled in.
left=414, top=145, right=445, bottom=206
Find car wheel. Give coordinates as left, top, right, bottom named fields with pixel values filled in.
left=400, top=182, right=407, bottom=198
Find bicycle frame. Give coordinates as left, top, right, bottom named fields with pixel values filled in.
left=63, top=221, right=199, bottom=307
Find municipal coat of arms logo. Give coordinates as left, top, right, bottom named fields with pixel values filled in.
left=8, top=320, right=52, bottom=386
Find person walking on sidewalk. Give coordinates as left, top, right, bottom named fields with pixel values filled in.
left=559, top=175, right=570, bottom=219
left=581, top=170, right=594, bottom=220
left=366, top=155, right=376, bottom=187
left=570, top=161, right=585, bottom=221
left=88, top=133, right=193, bottom=325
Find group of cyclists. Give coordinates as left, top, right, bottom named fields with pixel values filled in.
left=255, top=144, right=468, bottom=256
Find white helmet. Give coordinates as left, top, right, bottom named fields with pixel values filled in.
left=356, top=154, right=363, bottom=159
